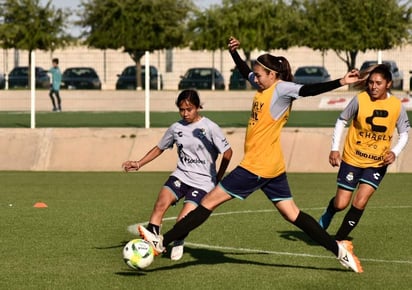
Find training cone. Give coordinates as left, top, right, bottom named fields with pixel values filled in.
left=33, top=202, right=48, bottom=208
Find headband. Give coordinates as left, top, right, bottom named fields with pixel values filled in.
left=256, top=59, right=278, bottom=74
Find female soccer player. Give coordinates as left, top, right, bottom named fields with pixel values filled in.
left=139, top=37, right=364, bottom=272
left=318, top=64, right=410, bottom=240
left=123, top=89, right=232, bottom=260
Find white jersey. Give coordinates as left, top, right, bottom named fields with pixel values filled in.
left=158, top=116, right=231, bottom=192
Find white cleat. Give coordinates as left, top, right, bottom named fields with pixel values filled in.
left=138, top=225, right=165, bottom=255
left=337, top=240, right=363, bottom=273
left=170, top=243, right=184, bottom=261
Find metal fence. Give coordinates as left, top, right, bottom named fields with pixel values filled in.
left=1, top=45, right=412, bottom=91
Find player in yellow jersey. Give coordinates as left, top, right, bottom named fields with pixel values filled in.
left=319, top=64, right=410, bottom=241
left=139, top=37, right=364, bottom=273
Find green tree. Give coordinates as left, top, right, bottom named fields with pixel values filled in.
left=300, top=0, right=412, bottom=71
left=78, top=0, right=195, bottom=89
left=0, top=0, right=70, bottom=71
left=187, top=0, right=301, bottom=64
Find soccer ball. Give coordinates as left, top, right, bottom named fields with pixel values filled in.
left=123, top=239, right=154, bottom=270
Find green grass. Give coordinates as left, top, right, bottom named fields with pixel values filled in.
left=1, top=171, right=411, bottom=289
left=1, top=110, right=411, bottom=128
left=0, top=111, right=357, bottom=128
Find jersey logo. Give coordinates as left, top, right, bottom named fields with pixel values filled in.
left=365, top=110, right=388, bottom=133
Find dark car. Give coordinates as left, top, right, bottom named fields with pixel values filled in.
left=293, top=66, right=331, bottom=85
left=61, top=67, right=102, bottom=90
left=229, top=67, right=248, bottom=90
left=0, top=73, right=5, bottom=89
left=8, top=66, right=50, bottom=89
left=178, top=67, right=225, bottom=90
left=360, top=60, right=403, bottom=90
left=116, top=65, right=163, bottom=90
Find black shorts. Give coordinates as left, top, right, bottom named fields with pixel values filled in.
left=219, top=166, right=293, bottom=202
left=164, top=176, right=208, bottom=206
left=337, top=160, right=388, bottom=191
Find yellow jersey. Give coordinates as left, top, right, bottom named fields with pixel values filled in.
left=240, top=82, right=291, bottom=178
left=342, top=91, right=402, bottom=167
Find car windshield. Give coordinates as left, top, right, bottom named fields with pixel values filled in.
left=185, top=69, right=212, bottom=79
left=295, top=67, right=324, bottom=76
left=64, top=68, right=97, bottom=78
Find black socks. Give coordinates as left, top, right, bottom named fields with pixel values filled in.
left=293, top=211, right=339, bottom=256
left=163, top=205, right=212, bottom=246
left=335, top=205, right=364, bottom=241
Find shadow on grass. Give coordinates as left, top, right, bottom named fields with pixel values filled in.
left=115, top=245, right=347, bottom=275
left=277, top=230, right=353, bottom=245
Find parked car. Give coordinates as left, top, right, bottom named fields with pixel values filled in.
left=229, top=60, right=256, bottom=90
left=115, top=65, right=163, bottom=90
left=0, top=73, right=5, bottom=89
left=178, top=67, right=225, bottom=90
left=229, top=67, right=250, bottom=90
left=360, top=60, right=403, bottom=90
left=8, top=66, right=50, bottom=89
left=293, top=66, right=331, bottom=85
left=61, top=67, right=102, bottom=90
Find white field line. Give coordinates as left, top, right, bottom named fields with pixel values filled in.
left=127, top=206, right=412, bottom=265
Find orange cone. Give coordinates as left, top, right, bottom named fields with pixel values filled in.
left=33, top=202, right=48, bottom=208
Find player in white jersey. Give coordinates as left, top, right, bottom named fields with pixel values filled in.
left=122, top=89, right=232, bottom=260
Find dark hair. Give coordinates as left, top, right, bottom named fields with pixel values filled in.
left=256, top=54, right=293, bottom=81
left=52, top=58, right=59, bottom=64
left=175, top=89, right=203, bottom=109
left=354, top=63, right=392, bottom=90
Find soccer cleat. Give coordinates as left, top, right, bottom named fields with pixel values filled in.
left=337, top=240, right=363, bottom=273
left=318, top=210, right=334, bottom=230
left=138, top=225, right=165, bottom=256
left=170, top=240, right=184, bottom=261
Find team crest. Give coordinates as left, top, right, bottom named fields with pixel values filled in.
left=346, top=172, right=354, bottom=182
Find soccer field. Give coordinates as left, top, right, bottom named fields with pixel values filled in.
left=1, top=172, right=411, bottom=290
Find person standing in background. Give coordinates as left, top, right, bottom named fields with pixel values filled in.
left=49, top=58, right=62, bottom=112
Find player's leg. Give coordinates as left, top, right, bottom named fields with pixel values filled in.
left=319, top=188, right=352, bottom=229
left=334, top=183, right=375, bottom=240
left=319, top=161, right=360, bottom=229
left=334, top=165, right=386, bottom=241
left=146, top=176, right=182, bottom=235
left=265, top=173, right=362, bottom=272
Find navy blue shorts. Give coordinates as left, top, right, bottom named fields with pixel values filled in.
left=337, top=160, right=388, bottom=191
left=164, top=176, right=208, bottom=206
left=219, top=166, right=293, bottom=202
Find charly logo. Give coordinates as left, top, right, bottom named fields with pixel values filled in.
left=191, top=190, right=199, bottom=198
left=346, top=172, right=354, bottom=182
left=373, top=172, right=381, bottom=180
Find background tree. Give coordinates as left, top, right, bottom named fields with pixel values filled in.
left=300, top=0, right=412, bottom=71
left=78, top=0, right=195, bottom=89
left=0, top=0, right=70, bottom=83
left=187, top=0, right=301, bottom=64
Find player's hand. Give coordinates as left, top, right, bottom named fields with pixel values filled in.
left=122, top=161, right=140, bottom=172
left=340, top=69, right=364, bottom=85
left=228, top=36, right=240, bottom=52
left=329, top=151, right=341, bottom=167
left=381, top=151, right=396, bottom=166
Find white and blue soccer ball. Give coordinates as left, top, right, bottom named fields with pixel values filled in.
left=123, top=239, right=154, bottom=270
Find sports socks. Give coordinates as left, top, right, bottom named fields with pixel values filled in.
left=163, top=205, right=212, bottom=246
left=335, top=205, right=364, bottom=241
left=147, top=223, right=160, bottom=235
left=293, top=211, right=339, bottom=256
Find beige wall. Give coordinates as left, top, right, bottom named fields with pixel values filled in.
left=0, top=127, right=410, bottom=173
